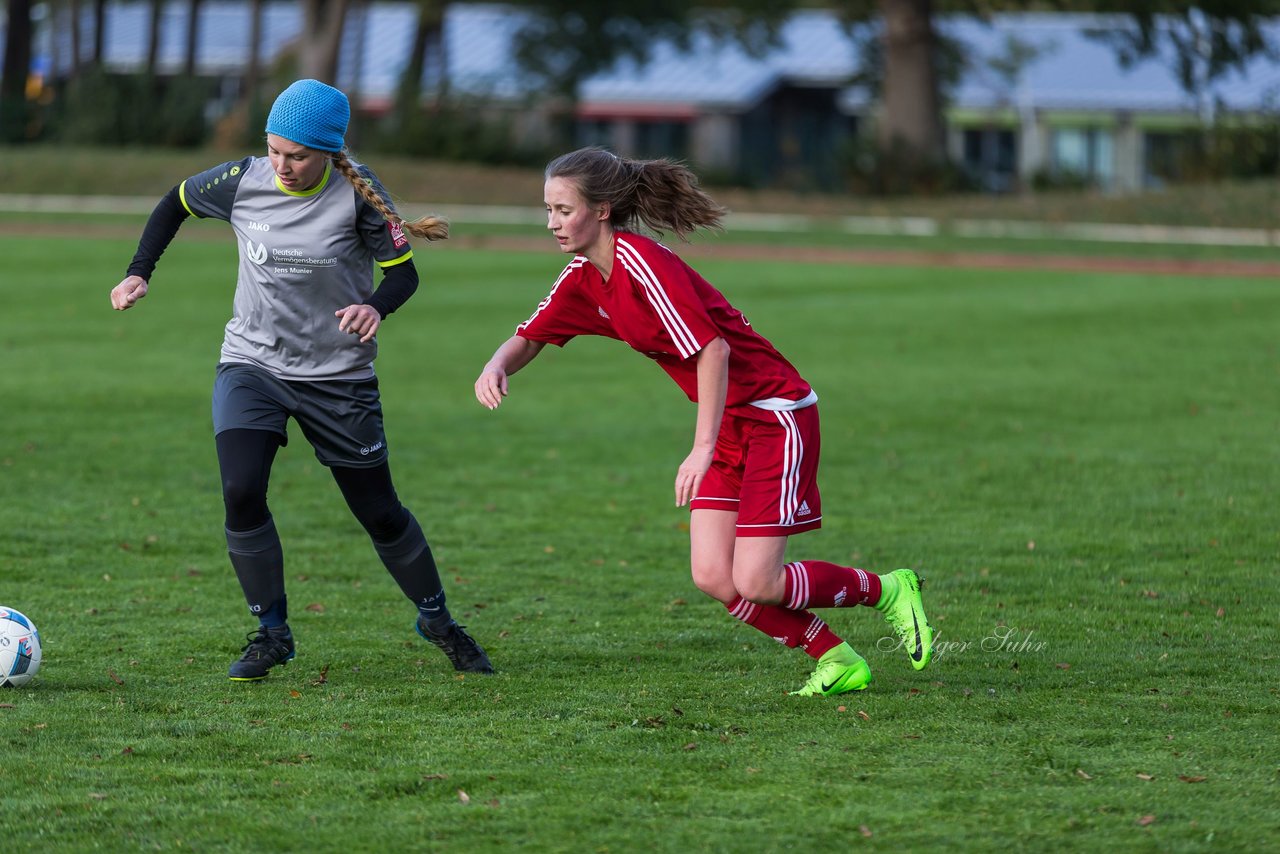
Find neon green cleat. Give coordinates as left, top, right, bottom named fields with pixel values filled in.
left=878, top=568, right=934, bottom=670
left=789, top=642, right=872, bottom=697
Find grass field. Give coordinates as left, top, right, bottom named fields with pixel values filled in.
left=1, top=227, right=1278, bottom=851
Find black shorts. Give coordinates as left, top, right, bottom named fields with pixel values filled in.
left=212, top=362, right=388, bottom=468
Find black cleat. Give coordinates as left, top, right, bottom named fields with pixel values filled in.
left=416, top=617, right=494, bottom=674
left=228, top=625, right=296, bottom=681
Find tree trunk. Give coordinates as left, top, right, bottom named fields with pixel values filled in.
left=877, top=0, right=944, bottom=162
left=245, top=0, right=264, bottom=104
left=146, top=0, right=163, bottom=76
left=68, top=0, right=84, bottom=75
left=92, top=0, right=106, bottom=65
left=299, top=0, right=352, bottom=84
left=184, top=0, right=204, bottom=77
left=1, top=0, right=33, bottom=142
left=396, top=0, right=445, bottom=119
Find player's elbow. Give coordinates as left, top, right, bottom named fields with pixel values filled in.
left=702, top=337, right=730, bottom=360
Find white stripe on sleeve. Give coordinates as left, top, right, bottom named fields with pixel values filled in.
left=616, top=238, right=702, bottom=358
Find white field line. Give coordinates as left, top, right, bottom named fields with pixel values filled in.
left=1, top=194, right=1275, bottom=247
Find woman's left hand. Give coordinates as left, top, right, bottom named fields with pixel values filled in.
left=335, top=304, right=381, bottom=343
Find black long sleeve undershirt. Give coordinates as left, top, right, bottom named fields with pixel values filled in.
left=366, top=260, right=418, bottom=319
left=126, top=186, right=188, bottom=281
left=125, top=186, right=420, bottom=320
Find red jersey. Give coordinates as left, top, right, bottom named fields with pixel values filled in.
left=516, top=232, right=812, bottom=415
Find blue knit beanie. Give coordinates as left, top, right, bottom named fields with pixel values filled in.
left=266, top=79, right=350, bottom=153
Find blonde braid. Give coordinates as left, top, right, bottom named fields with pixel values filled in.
left=331, top=149, right=449, bottom=241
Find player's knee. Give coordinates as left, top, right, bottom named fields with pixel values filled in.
left=351, top=496, right=411, bottom=542
left=732, top=572, right=784, bottom=606
left=221, top=477, right=269, bottom=529
left=690, top=562, right=735, bottom=604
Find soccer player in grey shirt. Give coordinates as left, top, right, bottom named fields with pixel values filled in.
left=109, top=79, right=492, bottom=681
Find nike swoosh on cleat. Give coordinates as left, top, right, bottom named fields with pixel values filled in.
left=909, top=607, right=923, bottom=662
left=821, top=681, right=839, bottom=693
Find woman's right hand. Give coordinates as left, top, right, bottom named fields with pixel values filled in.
left=475, top=365, right=510, bottom=410
left=111, top=275, right=149, bottom=310
left=475, top=336, right=545, bottom=409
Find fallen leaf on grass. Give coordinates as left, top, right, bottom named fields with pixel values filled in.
left=107, top=669, right=124, bottom=685
left=289, top=690, right=302, bottom=699
left=683, top=743, right=698, bottom=751
left=0, top=703, right=13, bottom=709
left=305, top=603, right=325, bottom=613
left=1179, top=775, right=1207, bottom=783
left=859, top=825, right=873, bottom=838
left=312, top=664, right=330, bottom=686
left=856, top=710, right=871, bottom=721
left=1136, top=773, right=1154, bottom=781
left=1137, top=815, right=1156, bottom=827
left=89, top=792, right=108, bottom=801
left=1056, top=662, right=1071, bottom=670
left=1076, top=769, right=1092, bottom=780
left=457, top=789, right=470, bottom=805
left=836, top=705, right=847, bottom=713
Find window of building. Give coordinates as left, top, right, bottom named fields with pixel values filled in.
left=634, top=120, right=690, bottom=160
left=962, top=128, right=1018, bottom=192
left=1051, top=127, right=1114, bottom=188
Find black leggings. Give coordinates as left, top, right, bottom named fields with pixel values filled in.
left=216, top=428, right=410, bottom=538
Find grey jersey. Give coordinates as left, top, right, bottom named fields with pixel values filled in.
left=179, top=156, right=414, bottom=380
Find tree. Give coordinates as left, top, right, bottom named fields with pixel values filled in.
left=393, top=0, right=447, bottom=123
left=298, top=0, right=354, bottom=83
left=184, top=0, right=205, bottom=77
left=66, top=0, right=84, bottom=76
left=91, top=0, right=106, bottom=65
left=145, top=0, right=163, bottom=76
left=876, top=0, right=944, bottom=164
left=1, top=0, right=33, bottom=142
left=831, top=0, right=1280, bottom=182
left=1081, top=1, right=1280, bottom=125
left=503, top=0, right=793, bottom=99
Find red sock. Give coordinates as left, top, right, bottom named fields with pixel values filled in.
left=725, top=596, right=842, bottom=659
left=783, top=561, right=882, bottom=610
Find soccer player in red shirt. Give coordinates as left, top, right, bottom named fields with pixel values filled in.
left=475, top=147, right=935, bottom=695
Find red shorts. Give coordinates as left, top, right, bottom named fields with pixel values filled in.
left=690, top=404, right=822, bottom=537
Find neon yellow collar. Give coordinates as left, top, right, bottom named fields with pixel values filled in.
left=275, top=162, right=331, bottom=197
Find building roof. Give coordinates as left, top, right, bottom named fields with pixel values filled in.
left=943, top=13, right=1280, bottom=115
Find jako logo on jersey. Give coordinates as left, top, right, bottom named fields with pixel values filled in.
left=597, top=306, right=611, bottom=320
left=244, top=241, right=268, bottom=265
left=796, top=500, right=812, bottom=517
left=360, top=441, right=385, bottom=456
left=389, top=220, right=407, bottom=248
left=247, top=221, right=270, bottom=232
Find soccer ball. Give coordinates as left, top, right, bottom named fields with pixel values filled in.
left=0, top=606, right=42, bottom=687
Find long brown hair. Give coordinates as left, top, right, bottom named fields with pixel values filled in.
left=331, top=149, right=449, bottom=241
left=545, top=147, right=725, bottom=241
